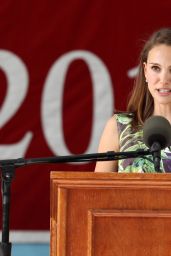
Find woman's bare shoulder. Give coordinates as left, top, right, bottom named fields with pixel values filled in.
left=94, top=115, right=119, bottom=172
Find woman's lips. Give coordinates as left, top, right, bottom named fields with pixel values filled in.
left=157, top=88, right=171, bottom=95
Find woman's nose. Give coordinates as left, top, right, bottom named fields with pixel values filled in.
left=159, top=71, right=171, bottom=85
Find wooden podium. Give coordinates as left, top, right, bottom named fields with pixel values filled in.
left=50, top=172, right=171, bottom=256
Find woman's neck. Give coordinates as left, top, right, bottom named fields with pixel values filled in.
left=153, top=104, right=171, bottom=123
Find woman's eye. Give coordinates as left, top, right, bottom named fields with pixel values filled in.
left=151, top=65, right=160, bottom=72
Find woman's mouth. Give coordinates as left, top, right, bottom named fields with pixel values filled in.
left=157, top=88, right=171, bottom=95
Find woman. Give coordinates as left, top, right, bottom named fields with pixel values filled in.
left=95, top=28, right=171, bottom=173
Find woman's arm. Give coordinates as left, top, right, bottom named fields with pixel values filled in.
left=94, top=115, right=119, bottom=172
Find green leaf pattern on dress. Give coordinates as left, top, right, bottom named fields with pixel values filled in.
left=115, top=113, right=170, bottom=173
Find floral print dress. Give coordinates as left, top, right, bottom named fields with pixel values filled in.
left=115, top=113, right=171, bottom=173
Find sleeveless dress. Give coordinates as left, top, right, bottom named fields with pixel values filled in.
left=115, top=113, right=171, bottom=173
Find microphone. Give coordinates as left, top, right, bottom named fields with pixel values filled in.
left=143, top=115, right=171, bottom=172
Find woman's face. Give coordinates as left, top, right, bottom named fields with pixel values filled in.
left=144, top=44, right=171, bottom=106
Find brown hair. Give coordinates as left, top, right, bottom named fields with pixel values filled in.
left=127, top=28, right=171, bottom=128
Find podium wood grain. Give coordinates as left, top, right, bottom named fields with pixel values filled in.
left=50, top=172, right=171, bottom=256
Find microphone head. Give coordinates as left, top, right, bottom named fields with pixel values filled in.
left=143, top=115, right=171, bottom=149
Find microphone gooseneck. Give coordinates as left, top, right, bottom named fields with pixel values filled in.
left=143, top=115, right=171, bottom=172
